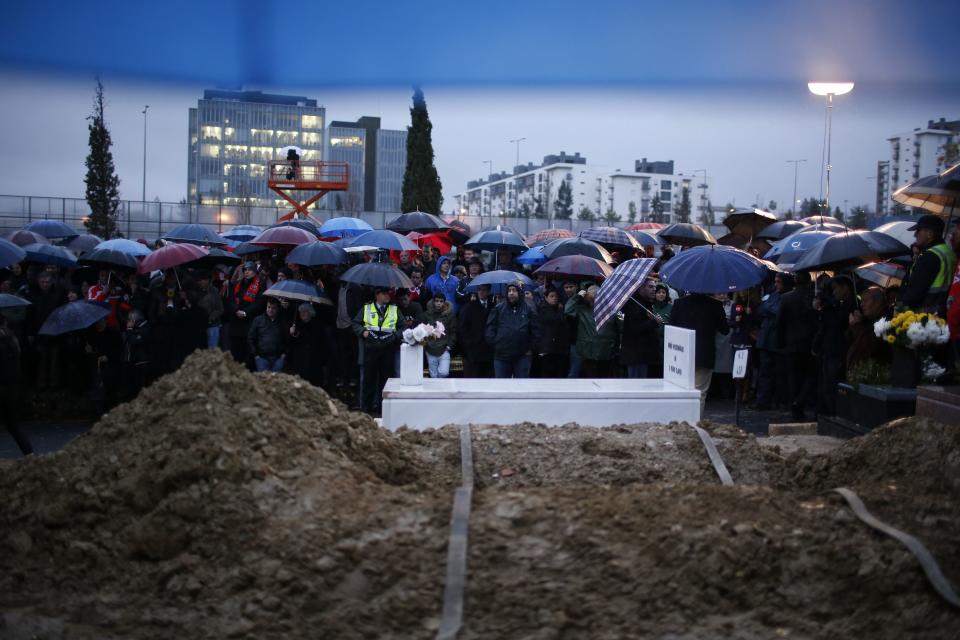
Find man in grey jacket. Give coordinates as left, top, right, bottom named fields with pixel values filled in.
left=248, top=299, right=286, bottom=372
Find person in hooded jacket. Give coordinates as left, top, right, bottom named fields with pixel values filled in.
left=485, top=283, right=540, bottom=378
left=424, top=255, right=461, bottom=314
left=422, top=293, right=457, bottom=378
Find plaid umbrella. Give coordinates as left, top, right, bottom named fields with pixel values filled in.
left=580, top=226, right=642, bottom=250
left=594, top=258, right=658, bottom=330
left=527, top=228, right=575, bottom=244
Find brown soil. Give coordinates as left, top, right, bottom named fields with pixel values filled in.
left=1, top=351, right=957, bottom=639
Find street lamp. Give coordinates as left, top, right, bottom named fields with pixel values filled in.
left=509, top=138, right=526, bottom=171
left=786, top=159, right=807, bottom=217
left=141, top=105, right=150, bottom=205
left=807, top=82, right=853, bottom=214
left=483, top=159, right=493, bottom=180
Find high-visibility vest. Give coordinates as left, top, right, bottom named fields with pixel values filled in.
left=928, top=243, right=958, bottom=296
left=362, top=303, right=398, bottom=335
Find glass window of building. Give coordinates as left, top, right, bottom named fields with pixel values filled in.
left=302, top=115, right=322, bottom=129
left=201, top=126, right=222, bottom=141
left=302, top=132, right=322, bottom=146
left=661, top=180, right=671, bottom=189
left=201, top=144, right=220, bottom=158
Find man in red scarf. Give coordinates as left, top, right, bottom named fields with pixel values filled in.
left=227, top=261, right=265, bottom=368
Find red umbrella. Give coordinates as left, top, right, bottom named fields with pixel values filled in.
left=250, top=226, right=316, bottom=247
left=534, top=255, right=614, bottom=280
left=442, top=218, right=472, bottom=244
left=407, top=230, right=453, bottom=255
left=626, top=222, right=666, bottom=231
left=527, top=228, right=575, bottom=244
left=139, top=243, right=208, bottom=273
left=3, top=230, right=51, bottom=246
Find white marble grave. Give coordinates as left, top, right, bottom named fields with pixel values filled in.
left=381, top=326, right=699, bottom=431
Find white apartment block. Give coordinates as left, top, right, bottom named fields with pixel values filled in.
left=455, top=153, right=712, bottom=223
left=876, top=117, right=959, bottom=215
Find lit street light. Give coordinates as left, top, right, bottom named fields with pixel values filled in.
left=141, top=105, right=150, bottom=205
left=808, top=82, right=853, bottom=215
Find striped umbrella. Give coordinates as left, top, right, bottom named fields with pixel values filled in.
left=580, top=226, right=642, bottom=250
left=222, top=225, right=264, bottom=241
left=594, top=258, right=658, bottom=330
left=527, top=228, right=575, bottom=244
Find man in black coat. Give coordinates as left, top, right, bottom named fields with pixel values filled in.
left=669, top=291, right=729, bottom=416
left=776, top=271, right=818, bottom=420
left=619, top=278, right=663, bottom=378
left=813, top=276, right=856, bottom=416
left=536, top=288, right=569, bottom=378
left=458, top=284, right=494, bottom=377
left=485, top=283, right=541, bottom=378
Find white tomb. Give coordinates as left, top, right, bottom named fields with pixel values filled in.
left=381, top=326, right=699, bottom=430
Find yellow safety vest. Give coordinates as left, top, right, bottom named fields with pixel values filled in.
left=363, top=303, right=398, bottom=334
left=928, top=243, right=958, bottom=296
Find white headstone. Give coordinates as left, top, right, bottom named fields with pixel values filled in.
left=663, top=326, right=696, bottom=390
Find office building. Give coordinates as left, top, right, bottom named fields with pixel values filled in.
left=876, top=117, right=960, bottom=214
left=324, top=117, right=407, bottom=214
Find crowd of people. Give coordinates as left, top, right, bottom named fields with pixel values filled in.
left=1, top=214, right=958, bottom=452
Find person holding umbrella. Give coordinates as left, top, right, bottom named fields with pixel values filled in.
left=353, top=287, right=403, bottom=415
left=618, top=278, right=663, bottom=379
left=565, top=284, right=618, bottom=378
left=898, top=214, right=957, bottom=316
left=23, top=271, right=67, bottom=389
left=669, top=291, right=730, bottom=416
left=485, top=282, right=540, bottom=379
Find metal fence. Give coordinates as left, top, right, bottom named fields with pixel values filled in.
left=0, top=193, right=731, bottom=240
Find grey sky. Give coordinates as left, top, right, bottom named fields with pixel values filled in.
left=0, top=69, right=956, bottom=216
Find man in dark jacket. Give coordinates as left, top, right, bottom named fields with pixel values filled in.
left=670, top=291, right=730, bottom=416
left=459, top=284, right=494, bottom=377
left=485, top=283, right=540, bottom=378
left=619, top=278, right=662, bottom=378
left=776, top=271, right=818, bottom=420
left=248, top=298, right=286, bottom=372
left=23, top=271, right=66, bottom=389
left=397, top=289, right=425, bottom=331
left=753, top=273, right=792, bottom=410
left=0, top=315, right=32, bottom=455
left=455, top=259, right=484, bottom=309
left=813, top=275, right=857, bottom=416
left=898, top=214, right=957, bottom=315
left=227, top=261, right=266, bottom=368
left=536, top=288, right=569, bottom=378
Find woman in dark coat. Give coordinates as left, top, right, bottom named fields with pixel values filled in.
left=287, top=303, right=327, bottom=387
left=536, top=289, right=569, bottom=378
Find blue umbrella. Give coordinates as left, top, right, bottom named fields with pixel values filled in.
left=264, top=279, right=333, bottom=305
left=96, top=238, right=152, bottom=257
left=22, top=243, right=78, bottom=267
left=63, top=233, right=103, bottom=254
left=286, top=241, right=350, bottom=266
left=660, top=245, right=767, bottom=294
left=792, top=230, right=909, bottom=272
left=348, top=230, right=419, bottom=252
left=163, top=223, right=226, bottom=246
left=763, top=228, right=836, bottom=268
left=627, top=229, right=666, bottom=246
left=0, top=293, right=31, bottom=309
left=39, top=301, right=111, bottom=336
left=222, top=225, right=264, bottom=241
left=464, top=228, right=528, bottom=252
left=464, top=270, right=535, bottom=294
left=319, top=217, right=374, bottom=238
left=594, top=258, right=658, bottom=330
left=516, top=245, right=547, bottom=265
left=24, top=220, right=78, bottom=239
left=0, top=238, right=27, bottom=268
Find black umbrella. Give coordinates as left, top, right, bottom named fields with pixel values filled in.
left=657, top=223, right=717, bottom=247
left=755, top=220, right=809, bottom=241
left=386, top=211, right=449, bottom=234
left=534, top=255, right=613, bottom=280
left=340, top=262, right=414, bottom=289
left=542, top=237, right=614, bottom=263
left=793, top=230, right=910, bottom=272
left=444, top=219, right=472, bottom=244
left=63, top=233, right=104, bottom=255
left=185, top=246, right=242, bottom=270
left=234, top=242, right=268, bottom=256
left=464, top=228, right=528, bottom=252
left=269, top=220, right=323, bottom=237
left=38, top=301, right=111, bottom=336
left=0, top=293, right=31, bottom=309
left=80, top=247, right=139, bottom=270
left=892, top=162, right=960, bottom=216
left=286, top=241, right=350, bottom=266
left=722, top=208, right=777, bottom=237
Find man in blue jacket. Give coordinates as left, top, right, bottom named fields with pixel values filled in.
left=424, top=256, right=460, bottom=313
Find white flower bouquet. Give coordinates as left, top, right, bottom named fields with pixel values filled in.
left=402, top=321, right=445, bottom=346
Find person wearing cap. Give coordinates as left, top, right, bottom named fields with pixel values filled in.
left=898, top=214, right=957, bottom=316
left=485, top=282, right=540, bottom=378
left=352, top=287, right=402, bottom=414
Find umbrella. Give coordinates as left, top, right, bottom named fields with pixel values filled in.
left=579, top=227, right=643, bottom=250
left=3, top=230, right=50, bottom=246
left=873, top=220, right=917, bottom=247
left=856, top=261, right=907, bottom=288
left=407, top=231, right=453, bottom=255
left=319, top=217, right=374, bottom=238
left=139, top=243, right=209, bottom=273
left=527, top=228, right=576, bottom=245
left=386, top=211, right=449, bottom=234
left=658, top=223, right=717, bottom=247
left=24, top=220, right=78, bottom=239
left=534, top=255, right=614, bottom=280
left=22, top=243, right=78, bottom=267
left=279, top=145, right=305, bottom=158
left=340, top=262, right=414, bottom=289
left=95, top=238, right=152, bottom=257
left=464, top=228, right=528, bottom=252
left=250, top=226, right=316, bottom=247
left=660, top=245, right=767, bottom=294
left=442, top=219, right=472, bottom=244
left=626, top=229, right=665, bottom=246
left=593, top=258, right=659, bottom=331
left=163, top=223, right=227, bottom=246
left=516, top=245, right=548, bottom=266
left=234, top=242, right=267, bottom=256
left=722, top=208, right=778, bottom=237
left=755, top=220, right=809, bottom=241
left=0, top=293, right=31, bottom=309
left=38, top=300, right=111, bottom=336
left=463, top=270, right=535, bottom=294
left=799, top=215, right=843, bottom=226
left=348, top=230, right=420, bottom=252
left=717, top=233, right=751, bottom=249
left=264, top=279, right=333, bottom=306
left=184, top=247, right=241, bottom=270
left=542, top=237, right=614, bottom=263
left=891, top=161, right=960, bottom=216
left=764, top=228, right=837, bottom=268
left=79, top=247, right=139, bottom=270
left=792, top=230, right=910, bottom=272
left=0, top=238, right=27, bottom=268
left=270, top=220, right=322, bottom=237
left=63, top=233, right=103, bottom=254
left=626, top=222, right=666, bottom=231
left=286, top=241, right=350, bottom=266
left=222, top=225, right=264, bottom=241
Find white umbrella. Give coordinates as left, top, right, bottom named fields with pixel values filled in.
left=279, top=145, right=305, bottom=158
left=873, top=221, right=915, bottom=248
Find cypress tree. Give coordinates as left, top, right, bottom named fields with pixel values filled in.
left=84, top=78, right=121, bottom=239
left=401, top=86, right=443, bottom=214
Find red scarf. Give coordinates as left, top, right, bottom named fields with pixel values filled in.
left=234, top=276, right=261, bottom=305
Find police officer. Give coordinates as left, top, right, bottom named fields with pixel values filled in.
left=899, top=214, right=958, bottom=316
left=352, top=287, right=403, bottom=415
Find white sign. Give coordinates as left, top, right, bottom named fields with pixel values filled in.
left=732, top=349, right=749, bottom=379
left=663, top=326, right=696, bottom=390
